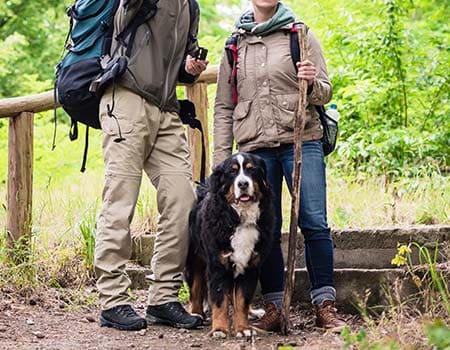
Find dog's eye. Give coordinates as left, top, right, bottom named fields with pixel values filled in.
left=231, top=164, right=239, bottom=173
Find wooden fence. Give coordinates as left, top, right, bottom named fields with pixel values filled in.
left=0, top=65, right=219, bottom=253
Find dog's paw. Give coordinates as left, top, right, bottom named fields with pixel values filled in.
left=249, top=307, right=265, bottom=320
left=236, top=329, right=256, bottom=338
left=210, top=330, right=227, bottom=339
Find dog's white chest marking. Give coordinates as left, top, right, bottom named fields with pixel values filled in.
left=230, top=201, right=260, bottom=277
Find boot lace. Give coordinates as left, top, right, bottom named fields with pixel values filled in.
left=116, top=305, right=138, bottom=318
left=166, top=302, right=189, bottom=321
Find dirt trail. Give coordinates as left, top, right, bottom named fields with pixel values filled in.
left=0, top=289, right=353, bottom=350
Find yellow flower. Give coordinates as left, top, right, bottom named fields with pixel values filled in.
left=391, top=255, right=407, bottom=266
left=397, top=244, right=412, bottom=256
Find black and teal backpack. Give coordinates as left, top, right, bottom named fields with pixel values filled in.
left=56, top=0, right=159, bottom=133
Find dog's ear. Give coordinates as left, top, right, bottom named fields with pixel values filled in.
left=255, top=156, right=267, bottom=179
left=209, top=163, right=225, bottom=194
left=251, top=154, right=271, bottom=195
left=250, top=154, right=267, bottom=180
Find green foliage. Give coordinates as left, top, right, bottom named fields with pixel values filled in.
left=178, top=282, right=190, bottom=304
left=0, top=1, right=66, bottom=97
left=391, top=242, right=450, bottom=317
left=77, top=204, right=98, bottom=277
left=295, top=0, right=450, bottom=176
left=0, top=231, right=39, bottom=288
left=334, top=127, right=448, bottom=179
left=425, top=320, right=450, bottom=350
left=341, top=326, right=400, bottom=349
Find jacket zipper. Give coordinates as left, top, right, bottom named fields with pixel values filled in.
left=162, top=1, right=180, bottom=108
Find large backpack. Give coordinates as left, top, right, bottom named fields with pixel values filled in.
left=55, top=0, right=159, bottom=171
left=224, top=23, right=338, bottom=156
left=55, top=0, right=203, bottom=172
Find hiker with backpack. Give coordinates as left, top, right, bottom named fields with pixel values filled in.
left=213, top=0, right=347, bottom=332
left=92, top=0, right=208, bottom=331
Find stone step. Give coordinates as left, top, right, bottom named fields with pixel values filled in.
left=131, top=225, right=450, bottom=269
left=125, top=265, right=419, bottom=312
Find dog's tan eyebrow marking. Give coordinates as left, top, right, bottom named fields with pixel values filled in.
left=245, top=163, right=254, bottom=169
left=232, top=163, right=239, bottom=170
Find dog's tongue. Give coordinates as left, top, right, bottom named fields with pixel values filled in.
left=239, top=195, right=251, bottom=202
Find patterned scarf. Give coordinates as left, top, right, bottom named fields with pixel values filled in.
left=235, top=2, right=295, bottom=36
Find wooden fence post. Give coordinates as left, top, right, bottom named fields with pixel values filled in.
left=185, top=82, right=210, bottom=181
left=6, top=112, right=33, bottom=261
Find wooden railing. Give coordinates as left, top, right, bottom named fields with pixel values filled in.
left=0, top=64, right=219, bottom=252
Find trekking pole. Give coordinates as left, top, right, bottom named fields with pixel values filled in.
left=280, top=23, right=308, bottom=335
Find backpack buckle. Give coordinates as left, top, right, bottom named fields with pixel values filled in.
left=89, top=56, right=128, bottom=94
left=66, top=5, right=75, bottom=18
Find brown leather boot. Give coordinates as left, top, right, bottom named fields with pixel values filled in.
left=251, top=303, right=281, bottom=333
left=315, top=300, right=347, bottom=332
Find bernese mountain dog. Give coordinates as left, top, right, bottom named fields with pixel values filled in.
left=185, top=152, right=274, bottom=338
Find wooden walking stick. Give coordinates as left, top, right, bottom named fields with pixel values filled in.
left=280, top=23, right=308, bottom=335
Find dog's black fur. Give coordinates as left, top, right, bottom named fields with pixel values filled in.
left=185, top=152, right=274, bottom=337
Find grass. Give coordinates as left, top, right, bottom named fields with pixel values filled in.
left=281, top=169, right=449, bottom=231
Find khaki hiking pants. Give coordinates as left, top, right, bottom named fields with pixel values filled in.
left=94, top=86, right=196, bottom=310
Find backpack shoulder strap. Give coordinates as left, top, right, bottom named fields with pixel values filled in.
left=289, top=21, right=308, bottom=71
left=188, top=0, right=199, bottom=28
left=224, top=32, right=240, bottom=104
left=115, top=0, right=159, bottom=57
left=187, top=0, right=199, bottom=45
left=290, top=22, right=315, bottom=100
left=225, top=33, right=239, bottom=67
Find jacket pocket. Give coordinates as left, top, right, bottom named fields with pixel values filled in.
left=274, top=93, right=298, bottom=131
left=232, top=100, right=257, bottom=144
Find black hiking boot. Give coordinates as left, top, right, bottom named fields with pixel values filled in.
left=100, top=304, right=147, bottom=331
left=146, top=302, right=203, bottom=329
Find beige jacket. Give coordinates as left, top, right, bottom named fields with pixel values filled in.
left=112, top=0, right=199, bottom=113
left=213, top=25, right=332, bottom=166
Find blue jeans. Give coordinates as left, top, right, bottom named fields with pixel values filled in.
left=251, top=141, right=335, bottom=305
